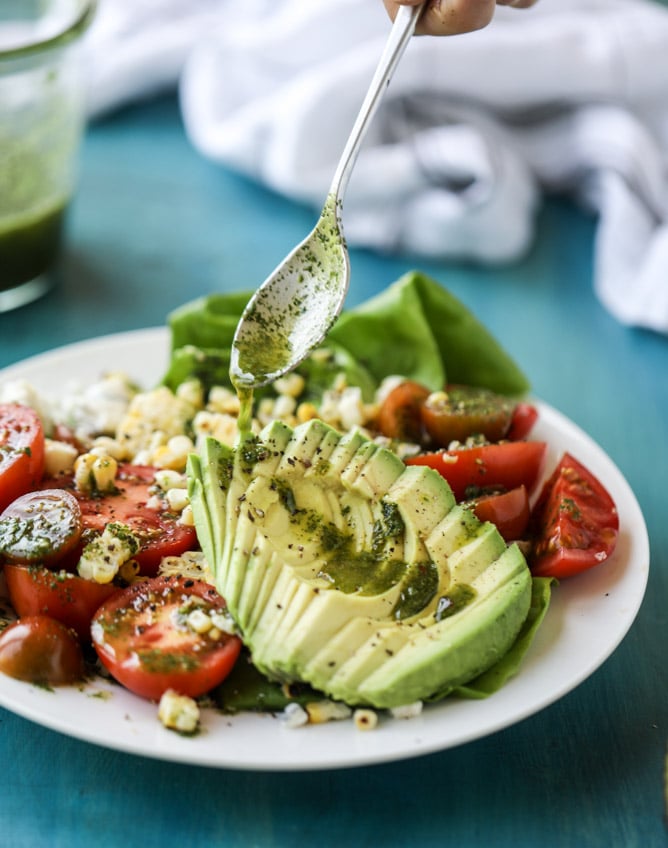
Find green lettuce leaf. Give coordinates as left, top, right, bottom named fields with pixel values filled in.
left=163, top=271, right=530, bottom=396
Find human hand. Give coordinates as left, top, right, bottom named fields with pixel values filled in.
left=383, top=0, right=539, bottom=36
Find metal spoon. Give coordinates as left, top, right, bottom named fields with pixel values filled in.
left=230, top=3, right=425, bottom=389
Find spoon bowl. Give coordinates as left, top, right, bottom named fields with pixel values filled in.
left=230, top=194, right=348, bottom=388
left=230, top=3, right=424, bottom=389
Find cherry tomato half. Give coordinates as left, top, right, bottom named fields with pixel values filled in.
left=420, top=385, right=516, bottom=446
left=406, top=441, right=547, bottom=502
left=0, top=404, right=45, bottom=512
left=0, top=489, right=83, bottom=566
left=4, top=563, right=120, bottom=643
left=375, top=381, right=430, bottom=443
left=528, top=453, right=619, bottom=579
left=467, top=485, right=531, bottom=542
left=91, top=576, right=242, bottom=701
left=42, top=465, right=197, bottom=576
left=0, top=615, right=85, bottom=686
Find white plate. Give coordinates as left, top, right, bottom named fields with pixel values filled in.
left=0, top=329, right=650, bottom=771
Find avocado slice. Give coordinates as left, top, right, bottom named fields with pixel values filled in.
left=188, top=420, right=532, bottom=709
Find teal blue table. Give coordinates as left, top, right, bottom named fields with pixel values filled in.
left=0, top=96, right=665, bottom=848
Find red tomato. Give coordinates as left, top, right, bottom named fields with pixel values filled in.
left=91, top=576, right=242, bottom=701
left=0, top=489, right=83, bottom=566
left=406, top=441, right=547, bottom=502
left=375, top=381, right=430, bottom=442
left=0, top=404, right=45, bottom=512
left=528, top=453, right=619, bottom=579
left=468, top=485, right=531, bottom=542
left=42, top=465, right=197, bottom=576
left=4, top=563, right=120, bottom=643
left=506, top=402, right=539, bottom=441
left=0, top=615, right=85, bottom=686
left=420, top=385, right=515, bottom=446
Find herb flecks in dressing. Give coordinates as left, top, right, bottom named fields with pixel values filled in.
left=231, top=193, right=346, bottom=388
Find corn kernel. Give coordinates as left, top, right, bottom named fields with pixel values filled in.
left=296, top=402, right=319, bottom=423
left=44, top=438, right=78, bottom=476
left=305, top=700, right=352, bottom=724
left=274, top=373, right=305, bottom=398
left=353, top=709, right=378, bottom=731
left=158, top=689, right=200, bottom=734
left=186, top=608, right=213, bottom=634
left=166, top=487, right=189, bottom=513
left=179, top=505, right=195, bottom=527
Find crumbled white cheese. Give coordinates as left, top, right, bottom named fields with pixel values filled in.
left=280, top=702, right=309, bottom=729
left=389, top=701, right=423, bottom=720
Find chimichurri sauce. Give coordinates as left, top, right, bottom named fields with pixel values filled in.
left=0, top=203, right=66, bottom=292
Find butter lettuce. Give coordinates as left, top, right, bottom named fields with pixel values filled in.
left=163, top=271, right=530, bottom=397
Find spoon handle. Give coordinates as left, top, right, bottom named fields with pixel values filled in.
left=328, top=3, right=425, bottom=202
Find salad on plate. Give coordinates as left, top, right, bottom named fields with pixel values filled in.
left=0, top=272, right=620, bottom=737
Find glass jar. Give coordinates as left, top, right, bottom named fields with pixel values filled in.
left=0, top=0, right=95, bottom=312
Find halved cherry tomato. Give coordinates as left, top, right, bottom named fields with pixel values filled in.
left=406, top=441, right=547, bottom=502
left=506, top=402, right=539, bottom=441
left=528, top=453, right=619, bottom=579
left=91, top=576, right=242, bottom=701
left=467, top=485, right=531, bottom=542
left=0, top=404, right=45, bottom=512
left=41, top=465, right=197, bottom=576
left=0, top=615, right=85, bottom=686
left=420, top=385, right=515, bottom=446
left=375, top=381, right=430, bottom=442
left=0, top=489, right=83, bottom=566
left=4, top=564, right=120, bottom=643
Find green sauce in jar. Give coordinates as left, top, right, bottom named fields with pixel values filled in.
left=0, top=202, right=67, bottom=292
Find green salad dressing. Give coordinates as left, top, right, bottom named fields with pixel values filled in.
left=0, top=203, right=66, bottom=292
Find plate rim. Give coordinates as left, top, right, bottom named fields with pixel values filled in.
left=0, top=328, right=650, bottom=771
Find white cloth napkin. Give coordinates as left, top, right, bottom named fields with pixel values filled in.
left=84, top=0, right=668, bottom=333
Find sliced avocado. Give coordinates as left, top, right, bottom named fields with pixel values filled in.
left=188, top=420, right=533, bottom=709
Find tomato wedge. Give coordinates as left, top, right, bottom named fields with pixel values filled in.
left=467, top=485, right=531, bottom=542
left=528, top=453, right=619, bottom=579
left=91, top=576, right=242, bottom=701
left=406, top=441, right=547, bottom=502
left=0, top=404, right=45, bottom=512
left=42, top=465, right=197, bottom=576
left=4, top=564, right=120, bottom=643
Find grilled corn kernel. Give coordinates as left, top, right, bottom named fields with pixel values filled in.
left=179, top=504, right=195, bottom=527
left=78, top=523, right=139, bottom=584
left=296, top=402, right=319, bottom=423
left=151, top=434, right=194, bottom=471
left=353, top=709, right=378, bottom=731
left=274, top=373, right=305, bottom=398
left=154, top=469, right=187, bottom=491
left=186, top=608, right=213, bottom=634
left=73, top=452, right=118, bottom=494
left=158, top=689, right=200, bottom=734
left=176, top=379, right=205, bottom=409
left=165, top=487, right=189, bottom=513
left=305, top=700, right=352, bottom=724
left=44, top=438, right=78, bottom=476
left=207, top=386, right=240, bottom=415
